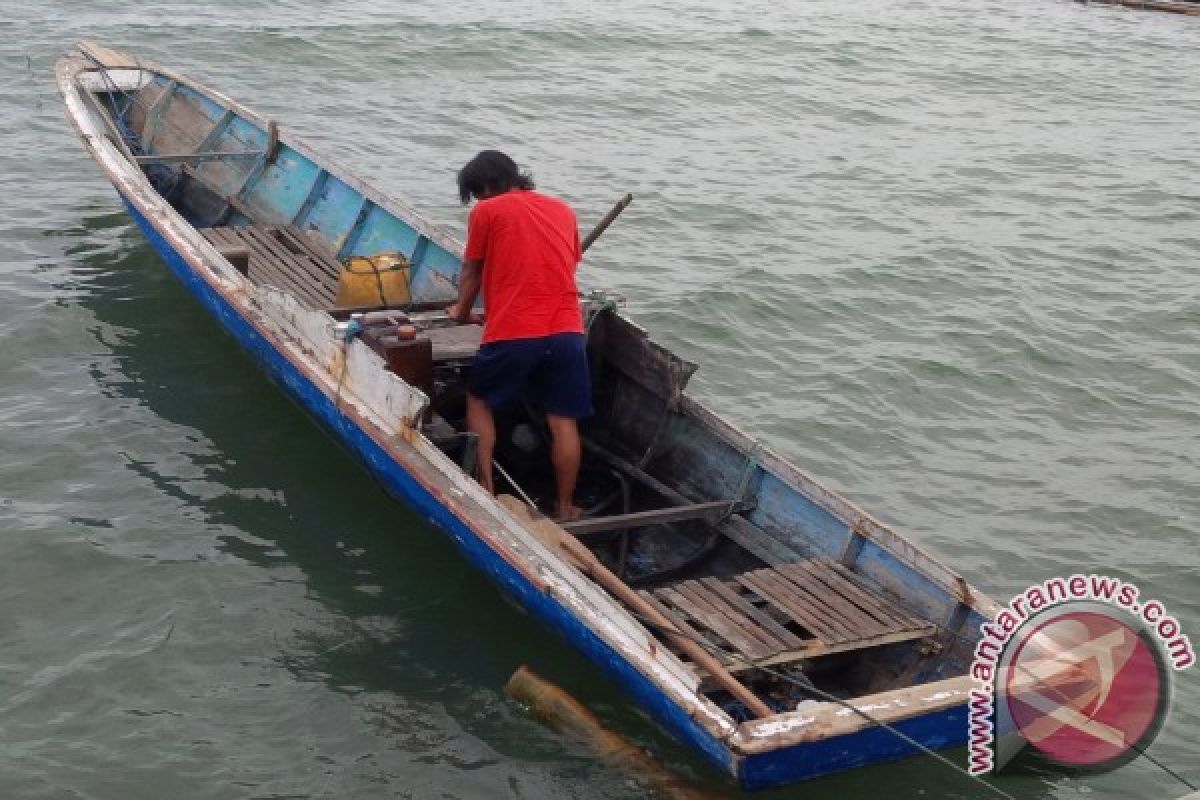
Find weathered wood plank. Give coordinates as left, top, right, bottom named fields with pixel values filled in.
left=582, top=438, right=796, bottom=565
left=658, top=586, right=771, bottom=660
left=78, top=40, right=139, bottom=68
left=700, top=577, right=805, bottom=650
left=135, top=150, right=263, bottom=165
left=775, top=563, right=884, bottom=638
left=799, top=559, right=914, bottom=630
left=562, top=501, right=730, bottom=537
left=593, top=311, right=697, bottom=405
left=735, top=570, right=849, bottom=644
left=824, top=560, right=932, bottom=630
left=668, top=583, right=778, bottom=659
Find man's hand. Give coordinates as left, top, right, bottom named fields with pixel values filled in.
left=446, top=302, right=484, bottom=326
left=448, top=258, right=485, bottom=325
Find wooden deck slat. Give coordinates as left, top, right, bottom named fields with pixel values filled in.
left=778, top=562, right=891, bottom=638
left=750, top=568, right=862, bottom=643
left=275, top=226, right=342, bottom=279
left=657, top=587, right=761, bottom=659
left=249, top=260, right=328, bottom=310
left=823, top=560, right=931, bottom=630
left=804, top=559, right=919, bottom=630
left=681, top=581, right=792, bottom=656
left=639, top=559, right=936, bottom=680
left=735, top=570, right=851, bottom=644
left=700, top=577, right=805, bottom=650
left=666, top=583, right=778, bottom=659
left=203, top=225, right=341, bottom=309
left=638, top=589, right=731, bottom=660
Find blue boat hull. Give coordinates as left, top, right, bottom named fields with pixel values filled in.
left=120, top=187, right=974, bottom=792
left=58, top=40, right=989, bottom=791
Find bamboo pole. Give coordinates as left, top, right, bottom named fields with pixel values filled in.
left=500, top=496, right=773, bottom=719
left=582, top=193, right=633, bottom=253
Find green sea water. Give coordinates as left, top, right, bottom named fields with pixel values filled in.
left=1, top=2, right=1197, bottom=798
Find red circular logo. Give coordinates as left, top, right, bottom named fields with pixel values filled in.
left=1002, top=609, right=1169, bottom=769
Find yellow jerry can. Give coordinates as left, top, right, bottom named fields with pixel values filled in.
left=335, top=252, right=411, bottom=308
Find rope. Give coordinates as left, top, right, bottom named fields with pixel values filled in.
left=492, top=459, right=538, bottom=510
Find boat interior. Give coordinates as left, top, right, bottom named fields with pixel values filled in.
left=80, top=55, right=983, bottom=721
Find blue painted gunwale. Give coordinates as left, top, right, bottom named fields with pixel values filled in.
left=60, top=45, right=997, bottom=792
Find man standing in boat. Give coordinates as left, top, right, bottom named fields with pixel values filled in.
left=447, top=150, right=591, bottom=521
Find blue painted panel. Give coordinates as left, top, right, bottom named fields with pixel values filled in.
left=243, top=145, right=322, bottom=223
left=118, top=194, right=736, bottom=783
left=739, top=704, right=968, bottom=790
left=344, top=206, right=421, bottom=259
left=748, top=470, right=851, bottom=559
left=419, top=239, right=460, bottom=274
left=299, top=173, right=364, bottom=252
left=856, top=541, right=956, bottom=624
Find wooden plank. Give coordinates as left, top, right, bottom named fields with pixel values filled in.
left=593, top=312, right=697, bottom=405
left=756, top=567, right=862, bottom=643
left=775, top=562, right=886, bottom=638
left=222, top=225, right=339, bottom=305
left=637, top=589, right=725, bottom=661
left=658, top=586, right=772, bottom=661
left=248, top=260, right=326, bottom=309
left=800, top=559, right=915, bottom=630
left=668, top=583, right=779, bottom=659
left=135, top=150, right=263, bottom=165
left=779, top=562, right=890, bottom=637
left=581, top=438, right=796, bottom=565
left=718, top=626, right=935, bottom=675
left=692, top=581, right=790, bottom=657
left=561, top=501, right=730, bottom=537
left=824, top=560, right=931, bottom=630
left=735, top=570, right=850, bottom=644
left=78, top=40, right=139, bottom=69
left=700, top=577, right=805, bottom=650
left=240, top=227, right=337, bottom=301
left=274, top=226, right=342, bottom=280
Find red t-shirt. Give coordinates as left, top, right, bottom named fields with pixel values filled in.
left=463, top=189, right=584, bottom=344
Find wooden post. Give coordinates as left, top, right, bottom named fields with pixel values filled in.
left=505, top=666, right=727, bottom=800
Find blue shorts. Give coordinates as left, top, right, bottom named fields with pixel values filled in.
left=467, top=333, right=593, bottom=418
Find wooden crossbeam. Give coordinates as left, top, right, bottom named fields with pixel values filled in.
left=561, top=501, right=732, bottom=537
left=135, top=150, right=264, bottom=164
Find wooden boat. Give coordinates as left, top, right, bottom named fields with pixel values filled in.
left=57, top=41, right=1000, bottom=791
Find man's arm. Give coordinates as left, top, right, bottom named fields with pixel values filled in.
left=447, top=258, right=483, bottom=324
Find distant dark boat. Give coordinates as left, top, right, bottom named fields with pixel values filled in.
left=57, top=40, right=999, bottom=791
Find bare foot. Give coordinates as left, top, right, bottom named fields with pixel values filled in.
left=554, top=504, right=584, bottom=523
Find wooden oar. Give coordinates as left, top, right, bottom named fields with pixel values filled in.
left=582, top=193, right=633, bottom=253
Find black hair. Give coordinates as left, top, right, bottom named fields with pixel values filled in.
left=457, top=150, right=535, bottom=204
